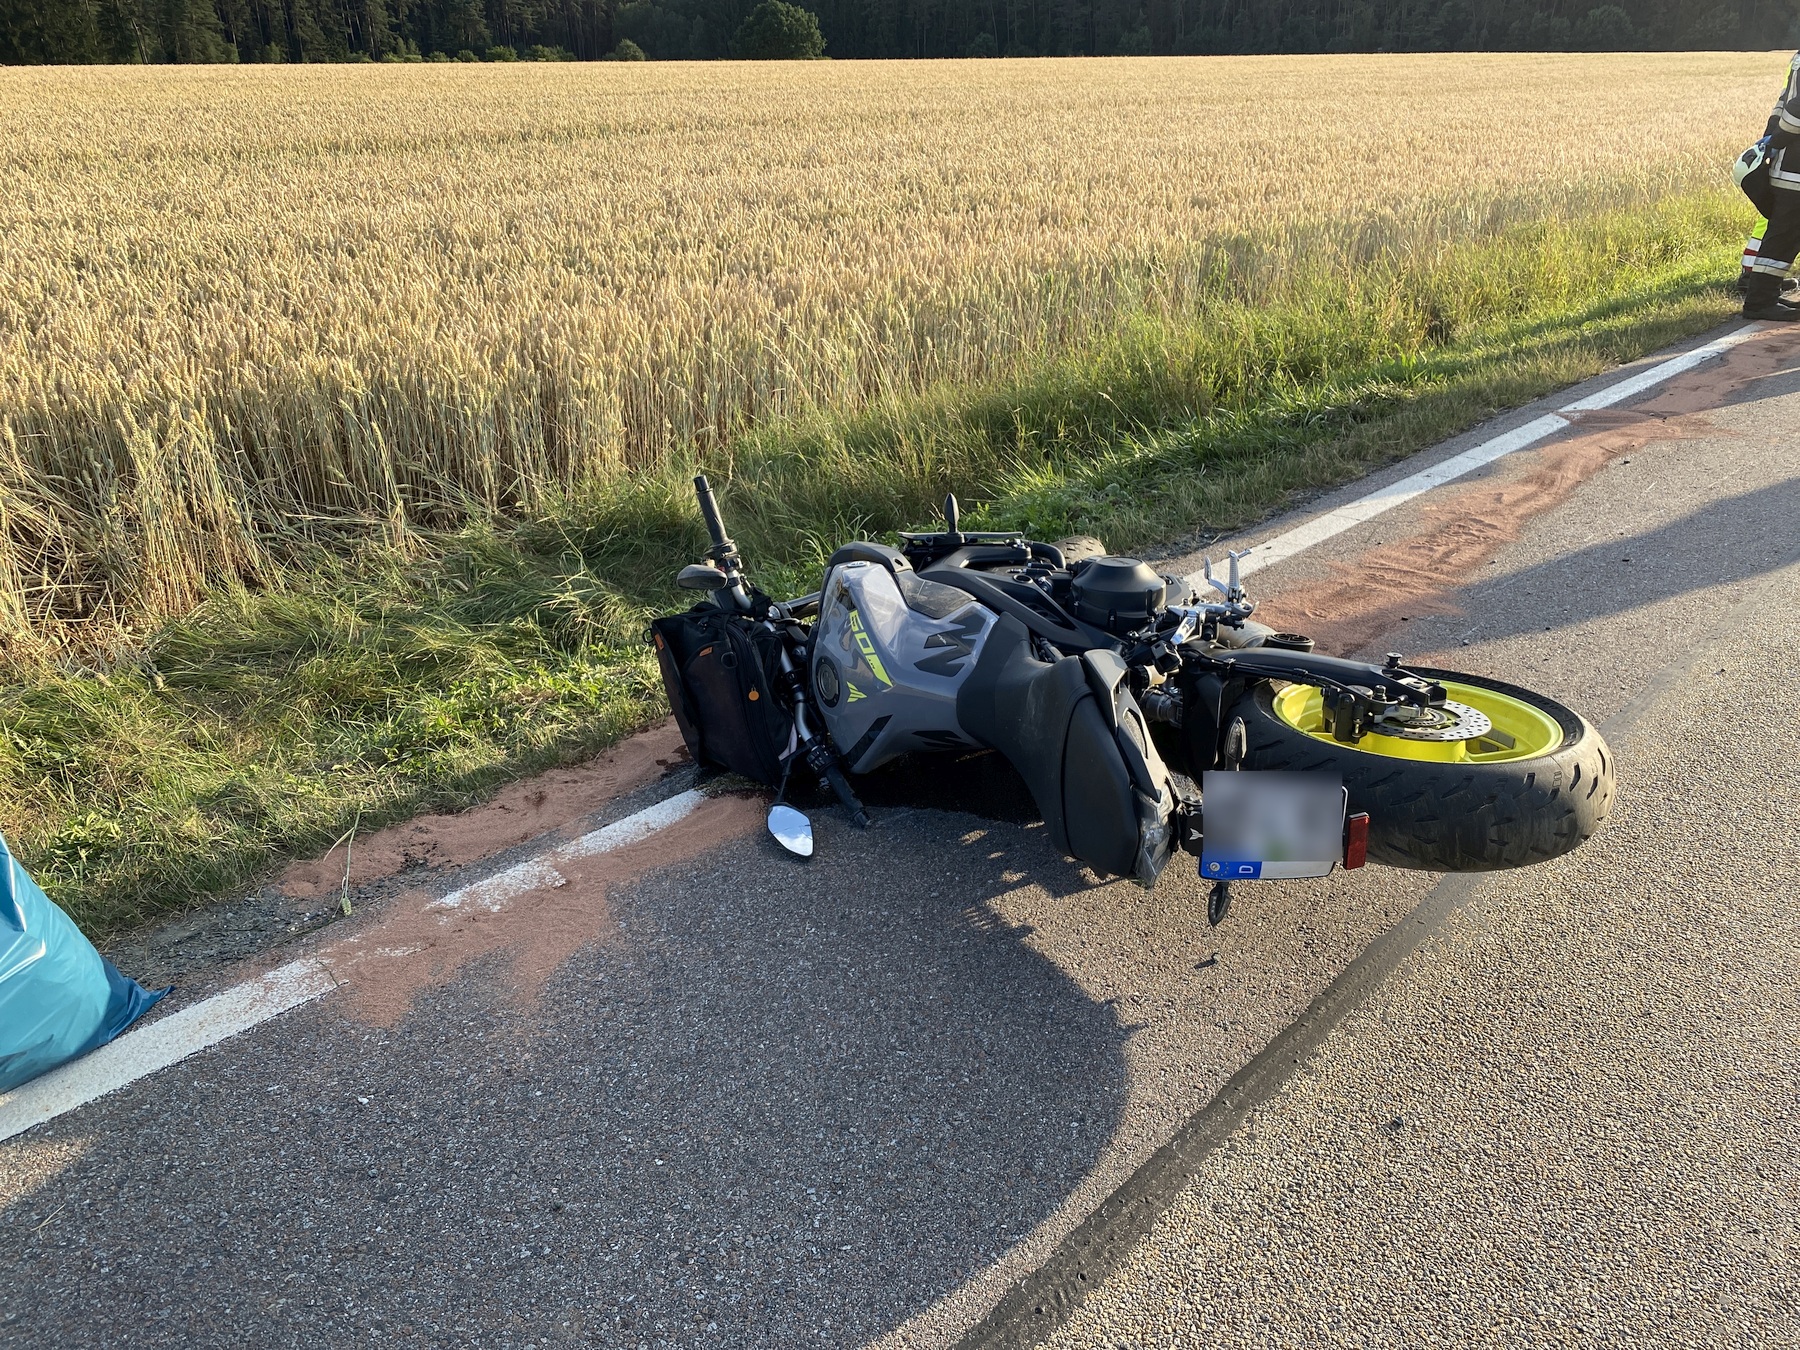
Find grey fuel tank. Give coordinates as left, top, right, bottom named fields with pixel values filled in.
left=811, top=555, right=996, bottom=773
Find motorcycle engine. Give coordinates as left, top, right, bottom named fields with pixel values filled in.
left=1069, top=557, right=1167, bottom=636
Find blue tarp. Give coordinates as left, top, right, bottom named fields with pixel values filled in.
left=0, top=834, right=167, bottom=1094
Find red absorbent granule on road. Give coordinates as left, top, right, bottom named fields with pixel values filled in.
left=277, top=721, right=690, bottom=900
left=1258, top=329, right=1800, bottom=655
left=318, top=792, right=762, bottom=1029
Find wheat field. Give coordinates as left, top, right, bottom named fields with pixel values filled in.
left=0, top=54, right=1775, bottom=649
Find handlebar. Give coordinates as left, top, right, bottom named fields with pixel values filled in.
left=694, top=474, right=733, bottom=555
left=692, top=474, right=754, bottom=612
left=776, top=592, right=821, bottom=620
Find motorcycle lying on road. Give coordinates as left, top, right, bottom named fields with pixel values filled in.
left=651, top=477, right=1614, bottom=920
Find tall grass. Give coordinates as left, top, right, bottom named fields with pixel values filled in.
left=0, top=53, right=1776, bottom=655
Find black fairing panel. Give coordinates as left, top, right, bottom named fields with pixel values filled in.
left=1060, top=700, right=1140, bottom=877
left=956, top=615, right=1144, bottom=876
left=956, top=617, right=1078, bottom=854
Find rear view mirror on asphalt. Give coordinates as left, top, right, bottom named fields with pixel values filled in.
left=768, top=804, right=815, bottom=858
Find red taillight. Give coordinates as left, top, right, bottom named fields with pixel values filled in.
left=1344, top=812, right=1370, bottom=870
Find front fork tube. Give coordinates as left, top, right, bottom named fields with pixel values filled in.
left=770, top=630, right=872, bottom=830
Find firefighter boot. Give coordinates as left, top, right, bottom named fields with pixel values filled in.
left=1743, top=268, right=1800, bottom=297
left=1742, top=271, right=1800, bottom=321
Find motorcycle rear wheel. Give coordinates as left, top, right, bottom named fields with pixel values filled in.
left=1229, top=668, right=1614, bottom=872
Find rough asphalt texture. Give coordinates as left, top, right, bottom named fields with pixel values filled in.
left=1036, top=332, right=1800, bottom=1349
left=4, top=324, right=1799, bottom=1348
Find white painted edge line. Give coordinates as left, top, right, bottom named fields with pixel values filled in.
left=1183, top=324, right=1763, bottom=589
left=425, top=787, right=705, bottom=915
left=0, top=788, right=709, bottom=1142
left=0, top=958, right=335, bottom=1143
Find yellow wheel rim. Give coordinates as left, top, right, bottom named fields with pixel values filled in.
left=1271, top=680, right=1564, bottom=764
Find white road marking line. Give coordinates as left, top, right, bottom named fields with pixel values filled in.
left=0, top=958, right=334, bottom=1143
left=1185, top=325, right=1762, bottom=589
left=1227, top=413, right=1571, bottom=579
left=0, top=789, right=709, bottom=1142
left=425, top=787, right=703, bottom=914
left=3, top=327, right=1763, bottom=1140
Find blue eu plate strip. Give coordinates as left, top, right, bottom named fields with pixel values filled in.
left=1200, top=857, right=1263, bottom=881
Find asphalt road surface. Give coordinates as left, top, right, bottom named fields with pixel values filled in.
left=4, top=323, right=1798, bottom=1349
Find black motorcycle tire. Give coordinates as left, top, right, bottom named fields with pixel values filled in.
left=1054, top=536, right=1109, bottom=565
left=1228, top=668, right=1615, bottom=872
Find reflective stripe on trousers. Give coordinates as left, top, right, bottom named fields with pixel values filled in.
left=1745, top=224, right=1766, bottom=270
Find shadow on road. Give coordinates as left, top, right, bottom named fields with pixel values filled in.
left=1442, top=475, right=1800, bottom=643
left=1, top=797, right=1125, bottom=1348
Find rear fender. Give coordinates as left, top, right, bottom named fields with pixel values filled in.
left=1170, top=669, right=1252, bottom=775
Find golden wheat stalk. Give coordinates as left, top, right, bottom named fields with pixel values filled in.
left=0, top=53, right=1774, bottom=649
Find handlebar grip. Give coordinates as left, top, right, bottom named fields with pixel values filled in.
left=694, top=474, right=731, bottom=551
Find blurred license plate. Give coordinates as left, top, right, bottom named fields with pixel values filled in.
left=1200, top=771, right=1347, bottom=881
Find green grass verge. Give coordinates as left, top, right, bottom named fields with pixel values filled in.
left=0, top=189, right=1749, bottom=936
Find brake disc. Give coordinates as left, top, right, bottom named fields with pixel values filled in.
left=1371, top=699, right=1494, bottom=742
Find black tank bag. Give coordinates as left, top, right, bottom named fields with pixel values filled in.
left=649, top=605, right=793, bottom=787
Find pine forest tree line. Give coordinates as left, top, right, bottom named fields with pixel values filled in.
left=3, top=0, right=1797, bottom=65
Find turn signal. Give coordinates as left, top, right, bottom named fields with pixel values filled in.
left=1344, top=813, right=1370, bottom=870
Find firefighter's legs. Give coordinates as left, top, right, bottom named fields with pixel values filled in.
left=1753, top=190, right=1800, bottom=276
left=1743, top=270, right=1800, bottom=319
left=1746, top=168, right=1800, bottom=319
